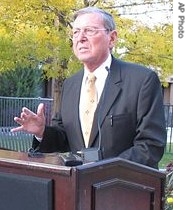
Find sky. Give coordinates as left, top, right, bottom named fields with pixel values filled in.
left=115, top=0, right=172, bottom=27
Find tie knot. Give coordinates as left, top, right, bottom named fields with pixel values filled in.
left=87, top=73, right=96, bottom=83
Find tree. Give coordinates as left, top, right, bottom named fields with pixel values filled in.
left=113, top=18, right=172, bottom=84
left=0, top=0, right=76, bottom=113
left=0, top=0, right=173, bottom=113
left=0, top=66, right=42, bottom=97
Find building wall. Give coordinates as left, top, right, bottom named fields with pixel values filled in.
left=163, top=82, right=173, bottom=105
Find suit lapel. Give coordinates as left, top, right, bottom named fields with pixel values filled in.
left=89, top=58, right=122, bottom=146
left=72, top=71, right=86, bottom=147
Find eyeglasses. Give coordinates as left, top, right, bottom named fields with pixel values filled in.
left=72, top=27, right=108, bottom=38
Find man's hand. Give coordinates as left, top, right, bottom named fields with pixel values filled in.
left=11, top=103, right=46, bottom=138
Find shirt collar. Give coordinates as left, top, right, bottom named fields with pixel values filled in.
left=83, top=54, right=112, bottom=80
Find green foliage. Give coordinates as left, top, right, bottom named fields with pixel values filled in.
left=158, top=146, right=173, bottom=210
left=0, top=0, right=173, bottom=104
left=114, top=17, right=173, bottom=83
left=0, top=66, right=42, bottom=97
left=0, top=0, right=173, bottom=81
left=159, top=143, right=173, bottom=168
left=164, top=162, right=173, bottom=210
left=159, top=147, right=173, bottom=210
left=0, top=0, right=75, bottom=79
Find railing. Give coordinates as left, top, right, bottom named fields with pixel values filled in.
left=0, top=96, right=53, bottom=152
left=0, top=96, right=173, bottom=153
left=164, top=104, right=173, bottom=153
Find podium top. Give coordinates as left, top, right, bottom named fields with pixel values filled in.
left=0, top=149, right=72, bottom=176
left=0, top=149, right=166, bottom=210
left=0, top=149, right=166, bottom=179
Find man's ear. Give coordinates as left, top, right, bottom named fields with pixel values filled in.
left=109, top=30, right=117, bottom=50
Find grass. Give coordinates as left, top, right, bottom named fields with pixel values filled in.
left=159, top=143, right=173, bottom=169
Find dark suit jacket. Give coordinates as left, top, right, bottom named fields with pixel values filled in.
left=33, top=56, right=167, bottom=168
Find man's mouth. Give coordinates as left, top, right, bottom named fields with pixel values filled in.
left=79, top=46, right=87, bottom=49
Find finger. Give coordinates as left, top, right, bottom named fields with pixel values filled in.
left=22, top=107, right=36, bottom=116
left=14, top=117, right=26, bottom=130
left=14, top=117, right=23, bottom=125
left=37, top=103, right=45, bottom=117
left=11, top=126, right=24, bottom=132
left=20, top=111, right=33, bottom=120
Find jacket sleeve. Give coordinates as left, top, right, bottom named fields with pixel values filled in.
left=118, top=71, right=167, bottom=169
left=32, top=112, right=70, bottom=153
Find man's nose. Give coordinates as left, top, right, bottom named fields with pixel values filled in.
left=77, top=29, right=87, bottom=40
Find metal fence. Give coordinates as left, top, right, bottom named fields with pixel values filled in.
left=0, top=96, right=53, bottom=152
left=0, top=96, right=173, bottom=153
left=164, top=104, right=173, bottom=153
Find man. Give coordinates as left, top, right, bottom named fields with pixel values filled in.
left=12, top=7, right=167, bottom=169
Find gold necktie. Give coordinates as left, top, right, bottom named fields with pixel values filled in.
left=81, top=73, right=97, bottom=147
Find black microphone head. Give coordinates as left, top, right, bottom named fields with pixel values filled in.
left=105, top=66, right=110, bottom=73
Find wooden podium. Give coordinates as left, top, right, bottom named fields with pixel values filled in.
left=0, top=149, right=166, bottom=210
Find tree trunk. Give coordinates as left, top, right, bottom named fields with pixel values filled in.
left=51, top=78, right=64, bottom=118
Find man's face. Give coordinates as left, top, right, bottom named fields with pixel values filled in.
left=72, top=13, right=117, bottom=70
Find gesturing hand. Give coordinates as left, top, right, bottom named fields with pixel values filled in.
left=11, top=103, right=46, bottom=138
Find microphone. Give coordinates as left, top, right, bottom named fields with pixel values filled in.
left=28, top=147, right=44, bottom=158
left=98, top=66, right=110, bottom=153
left=77, top=66, right=110, bottom=163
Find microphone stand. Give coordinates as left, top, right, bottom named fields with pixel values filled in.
left=77, top=66, right=110, bottom=163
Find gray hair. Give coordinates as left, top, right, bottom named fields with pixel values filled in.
left=73, top=7, right=116, bottom=31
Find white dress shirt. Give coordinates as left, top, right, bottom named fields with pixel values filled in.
left=79, top=54, right=112, bottom=123
left=36, top=54, right=112, bottom=142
